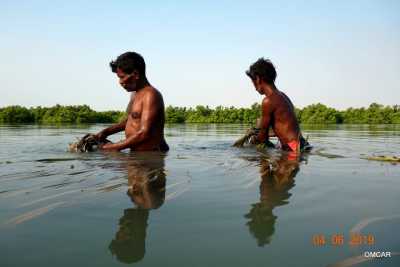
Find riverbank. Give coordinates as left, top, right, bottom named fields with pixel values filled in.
left=1, top=103, right=399, bottom=124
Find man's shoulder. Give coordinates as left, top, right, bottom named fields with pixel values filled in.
left=272, top=91, right=291, bottom=105
left=143, top=86, right=162, bottom=97
left=261, top=96, right=276, bottom=113
left=140, top=86, right=163, bottom=106
left=262, top=90, right=291, bottom=109
left=262, top=94, right=277, bottom=106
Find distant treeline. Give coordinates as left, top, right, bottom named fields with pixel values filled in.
left=0, top=103, right=399, bottom=124
left=166, top=103, right=400, bottom=124
left=0, top=105, right=124, bottom=124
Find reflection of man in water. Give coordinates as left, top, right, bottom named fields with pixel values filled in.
left=109, top=209, right=149, bottom=263
left=245, top=153, right=300, bottom=246
left=109, top=153, right=166, bottom=264
left=126, top=153, right=166, bottom=209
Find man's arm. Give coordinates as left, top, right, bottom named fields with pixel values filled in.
left=101, top=91, right=158, bottom=151
left=257, top=97, right=274, bottom=143
left=256, top=118, right=275, bottom=137
left=95, top=94, right=134, bottom=141
left=95, top=118, right=127, bottom=141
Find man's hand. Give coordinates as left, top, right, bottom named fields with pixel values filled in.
left=98, top=142, right=116, bottom=151
left=94, top=119, right=128, bottom=143
left=94, top=131, right=108, bottom=142
left=249, top=134, right=259, bottom=145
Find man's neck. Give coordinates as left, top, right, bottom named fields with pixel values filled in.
left=136, top=78, right=151, bottom=92
left=263, top=83, right=277, bottom=97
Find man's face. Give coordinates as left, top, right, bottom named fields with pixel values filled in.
left=116, top=68, right=139, bottom=92
left=251, top=76, right=264, bottom=95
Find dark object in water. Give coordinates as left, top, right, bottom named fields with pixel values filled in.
left=36, top=158, right=76, bottom=163
left=69, top=134, right=110, bottom=152
left=299, top=136, right=313, bottom=152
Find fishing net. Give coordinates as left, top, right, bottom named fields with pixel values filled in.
left=68, top=133, right=111, bottom=152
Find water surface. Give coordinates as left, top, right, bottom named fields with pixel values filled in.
left=1, top=124, right=399, bottom=267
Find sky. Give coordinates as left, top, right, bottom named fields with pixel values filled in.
left=0, top=0, right=399, bottom=111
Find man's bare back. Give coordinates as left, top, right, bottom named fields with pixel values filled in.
left=261, top=90, right=301, bottom=147
left=246, top=58, right=309, bottom=152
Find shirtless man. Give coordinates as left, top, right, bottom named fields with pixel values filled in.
left=96, top=52, right=169, bottom=151
left=246, top=58, right=308, bottom=152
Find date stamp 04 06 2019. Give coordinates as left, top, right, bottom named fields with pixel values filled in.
left=312, top=233, right=375, bottom=246
left=312, top=233, right=393, bottom=258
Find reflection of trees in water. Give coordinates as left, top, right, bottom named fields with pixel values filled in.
left=109, top=153, right=166, bottom=264
left=244, top=153, right=301, bottom=247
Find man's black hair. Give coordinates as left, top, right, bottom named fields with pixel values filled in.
left=246, top=58, right=277, bottom=84
left=110, top=52, right=146, bottom=76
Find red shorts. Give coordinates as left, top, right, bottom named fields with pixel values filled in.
left=281, top=140, right=300, bottom=152
left=282, top=140, right=300, bottom=160
left=286, top=140, right=299, bottom=152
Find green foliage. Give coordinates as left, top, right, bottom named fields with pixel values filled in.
left=167, top=104, right=260, bottom=124
left=0, top=103, right=399, bottom=124
left=0, top=105, right=124, bottom=124
left=299, top=103, right=342, bottom=124
left=0, top=106, right=34, bottom=123
left=341, top=103, right=399, bottom=124
left=166, top=106, right=187, bottom=123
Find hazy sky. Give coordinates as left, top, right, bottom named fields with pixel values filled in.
left=0, top=1, right=399, bottom=111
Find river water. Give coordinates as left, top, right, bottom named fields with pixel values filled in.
left=0, top=124, right=399, bottom=267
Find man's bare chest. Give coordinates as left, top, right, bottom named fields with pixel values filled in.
left=127, top=94, right=144, bottom=120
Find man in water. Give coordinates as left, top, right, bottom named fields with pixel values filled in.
left=246, top=58, right=309, bottom=152
left=96, top=52, right=169, bottom=151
